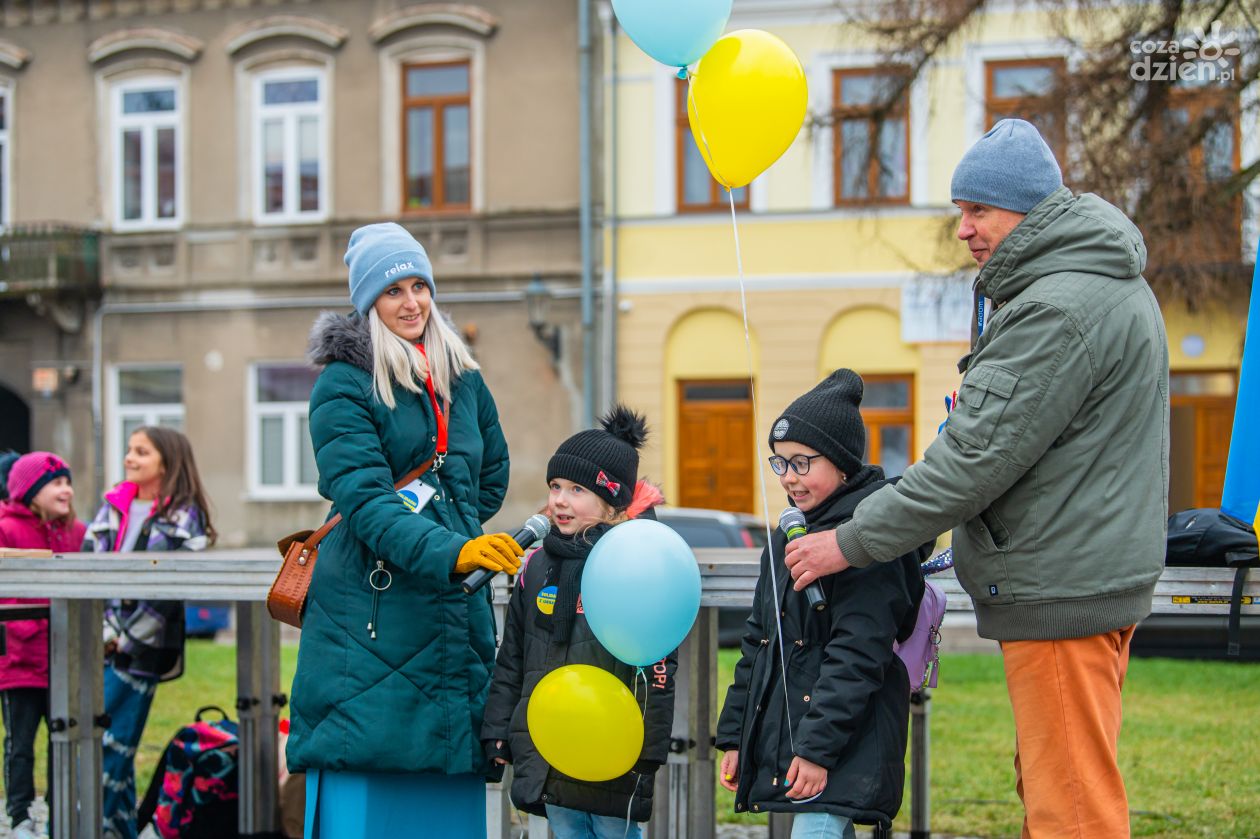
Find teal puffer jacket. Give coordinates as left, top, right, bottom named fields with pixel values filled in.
left=287, top=312, right=510, bottom=775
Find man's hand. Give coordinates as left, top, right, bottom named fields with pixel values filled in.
left=784, top=755, right=828, bottom=800
left=719, top=750, right=739, bottom=792
left=783, top=531, right=850, bottom=591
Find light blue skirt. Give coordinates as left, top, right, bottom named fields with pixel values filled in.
left=305, top=769, right=486, bottom=838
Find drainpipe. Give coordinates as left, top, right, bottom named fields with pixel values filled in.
left=578, top=0, right=596, bottom=427
left=601, top=7, right=620, bottom=409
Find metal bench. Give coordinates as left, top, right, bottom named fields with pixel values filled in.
left=0, top=549, right=1253, bottom=839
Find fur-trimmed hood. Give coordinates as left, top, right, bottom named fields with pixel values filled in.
left=308, top=311, right=373, bottom=372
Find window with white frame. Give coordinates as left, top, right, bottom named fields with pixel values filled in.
left=249, top=363, right=320, bottom=497
left=111, top=366, right=184, bottom=483
left=113, top=78, right=181, bottom=228
left=254, top=69, right=327, bottom=222
left=0, top=86, right=9, bottom=228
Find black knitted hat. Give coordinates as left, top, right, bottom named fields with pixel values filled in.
left=769, top=369, right=866, bottom=477
left=547, top=404, right=648, bottom=510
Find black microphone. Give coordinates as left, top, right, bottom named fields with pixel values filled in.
left=780, top=507, right=826, bottom=612
left=461, top=514, right=551, bottom=594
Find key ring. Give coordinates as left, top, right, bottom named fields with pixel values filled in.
left=369, top=565, right=393, bottom=592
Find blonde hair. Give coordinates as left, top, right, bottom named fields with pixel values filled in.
left=368, top=303, right=479, bottom=408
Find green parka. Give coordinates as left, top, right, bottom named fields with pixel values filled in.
left=835, top=188, right=1170, bottom=641
left=287, top=312, right=509, bottom=775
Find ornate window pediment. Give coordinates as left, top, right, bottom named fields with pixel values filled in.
left=369, top=4, right=499, bottom=42
left=225, top=16, right=349, bottom=55
left=0, top=40, right=30, bottom=71
left=88, top=28, right=203, bottom=64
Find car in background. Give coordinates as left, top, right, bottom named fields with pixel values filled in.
left=185, top=602, right=231, bottom=638
left=654, top=507, right=768, bottom=647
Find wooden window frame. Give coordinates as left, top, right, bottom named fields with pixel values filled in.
left=858, top=373, right=916, bottom=473
left=401, top=59, right=472, bottom=214
left=675, top=78, right=749, bottom=213
left=984, top=58, right=1067, bottom=163
left=1166, top=84, right=1242, bottom=257
left=832, top=67, right=911, bottom=207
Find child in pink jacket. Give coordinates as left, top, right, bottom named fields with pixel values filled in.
left=0, top=451, right=86, bottom=839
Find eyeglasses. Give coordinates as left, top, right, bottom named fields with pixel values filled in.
left=768, top=454, right=825, bottom=476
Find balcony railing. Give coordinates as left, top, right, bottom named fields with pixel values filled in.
left=0, top=223, right=100, bottom=299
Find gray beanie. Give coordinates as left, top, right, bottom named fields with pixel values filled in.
left=951, top=119, right=1062, bottom=214
left=344, top=222, right=435, bottom=315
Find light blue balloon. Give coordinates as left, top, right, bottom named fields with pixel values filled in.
left=611, top=0, right=733, bottom=68
left=582, top=519, right=701, bottom=667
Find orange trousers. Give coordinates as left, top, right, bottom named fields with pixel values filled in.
left=1000, top=626, right=1136, bottom=839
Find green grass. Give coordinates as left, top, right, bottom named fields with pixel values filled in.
left=4, top=643, right=1257, bottom=838
left=716, top=649, right=1260, bottom=838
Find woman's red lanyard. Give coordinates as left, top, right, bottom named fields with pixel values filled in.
left=414, top=343, right=448, bottom=468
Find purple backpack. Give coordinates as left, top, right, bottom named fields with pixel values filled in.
left=894, top=579, right=947, bottom=693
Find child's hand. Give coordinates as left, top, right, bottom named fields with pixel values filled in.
left=784, top=755, right=827, bottom=800
left=719, top=750, right=739, bottom=792
left=493, top=740, right=507, bottom=766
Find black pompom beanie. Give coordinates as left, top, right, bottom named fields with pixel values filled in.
left=769, top=368, right=866, bottom=477
left=547, top=404, right=649, bottom=510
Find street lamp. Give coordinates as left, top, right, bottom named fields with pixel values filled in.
left=525, top=274, right=561, bottom=364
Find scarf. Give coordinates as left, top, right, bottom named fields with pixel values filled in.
left=538, top=523, right=613, bottom=642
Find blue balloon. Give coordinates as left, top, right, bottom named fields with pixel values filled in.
left=611, top=0, right=733, bottom=68
left=582, top=519, right=701, bottom=667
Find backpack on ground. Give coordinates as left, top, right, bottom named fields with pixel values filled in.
left=137, top=704, right=240, bottom=838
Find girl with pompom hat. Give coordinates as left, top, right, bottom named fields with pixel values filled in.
left=0, top=451, right=86, bottom=839
left=481, top=405, right=673, bottom=839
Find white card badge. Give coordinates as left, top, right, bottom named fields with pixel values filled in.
left=396, top=479, right=437, bottom=514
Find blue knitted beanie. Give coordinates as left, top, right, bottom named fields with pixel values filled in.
left=951, top=119, right=1062, bottom=214
left=344, top=222, right=435, bottom=315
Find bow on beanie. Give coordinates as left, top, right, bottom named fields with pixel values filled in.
left=546, top=404, right=649, bottom=511
left=950, top=118, right=1063, bottom=214
left=7, top=451, right=71, bottom=508
left=344, top=222, right=435, bottom=315
left=769, top=369, right=866, bottom=477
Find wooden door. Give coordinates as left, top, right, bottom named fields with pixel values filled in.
left=677, top=379, right=754, bottom=513
left=1169, top=371, right=1237, bottom=512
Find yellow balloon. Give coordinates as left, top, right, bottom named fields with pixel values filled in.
left=526, top=665, right=644, bottom=782
left=687, top=29, right=808, bottom=189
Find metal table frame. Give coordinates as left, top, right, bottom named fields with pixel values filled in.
left=2, top=550, right=1253, bottom=839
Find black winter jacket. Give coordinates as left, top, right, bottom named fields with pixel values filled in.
left=715, top=470, right=928, bottom=826
left=481, top=529, right=678, bottom=821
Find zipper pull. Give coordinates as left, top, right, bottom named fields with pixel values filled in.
left=367, top=560, right=392, bottom=641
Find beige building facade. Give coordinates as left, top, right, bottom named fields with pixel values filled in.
left=0, top=0, right=601, bottom=545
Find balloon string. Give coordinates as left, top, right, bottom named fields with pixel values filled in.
left=686, top=70, right=735, bottom=191
left=727, top=187, right=796, bottom=755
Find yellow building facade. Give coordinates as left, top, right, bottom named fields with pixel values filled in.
left=603, top=1, right=1251, bottom=516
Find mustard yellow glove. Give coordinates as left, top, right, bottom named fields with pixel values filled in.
left=455, top=533, right=524, bottom=575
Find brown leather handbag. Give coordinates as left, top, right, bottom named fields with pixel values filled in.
left=267, top=454, right=437, bottom=628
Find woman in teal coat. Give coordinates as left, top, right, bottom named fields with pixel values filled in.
left=288, top=223, right=524, bottom=838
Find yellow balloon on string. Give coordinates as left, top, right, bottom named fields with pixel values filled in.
left=686, top=29, right=808, bottom=190
left=527, top=664, right=644, bottom=782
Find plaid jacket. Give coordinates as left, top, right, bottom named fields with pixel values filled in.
left=84, top=481, right=208, bottom=680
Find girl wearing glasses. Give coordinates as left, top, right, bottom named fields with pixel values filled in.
left=714, top=369, right=930, bottom=839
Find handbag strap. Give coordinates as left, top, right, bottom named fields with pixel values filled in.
left=301, top=452, right=438, bottom=550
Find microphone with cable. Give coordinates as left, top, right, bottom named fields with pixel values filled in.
left=779, top=507, right=827, bottom=612
left=461, top=513, right=551, bottom=595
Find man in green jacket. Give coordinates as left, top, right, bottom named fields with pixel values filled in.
left=786, top=119, right=1169, bottom=837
